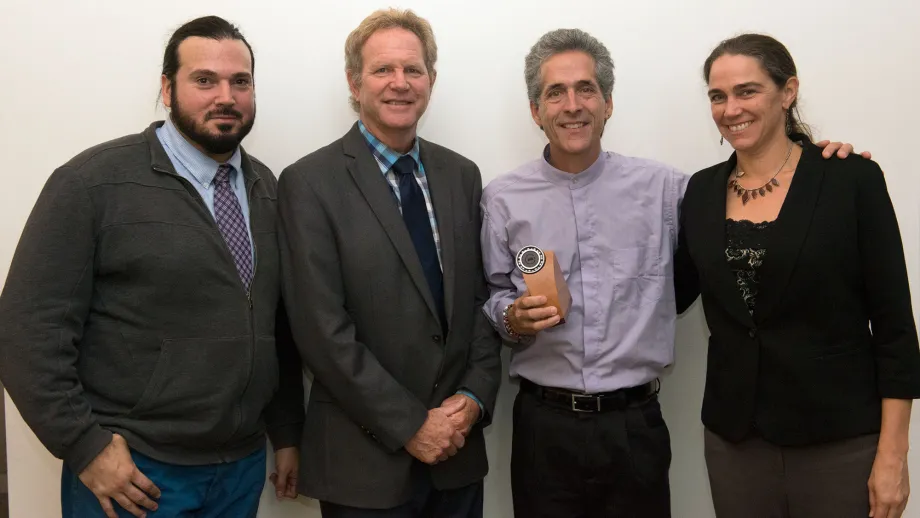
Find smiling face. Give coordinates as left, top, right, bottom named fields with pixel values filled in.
left=707, top=53, right=798, bottom=153
left=531, top=51, right=612, bottom=170
left=348, top=27, right=435, bottom=149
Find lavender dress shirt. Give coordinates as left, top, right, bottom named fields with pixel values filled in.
left=481, top=147, right=688, bottom=393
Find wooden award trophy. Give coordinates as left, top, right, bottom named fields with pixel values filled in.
left=516, top=245, right=571, bottom=322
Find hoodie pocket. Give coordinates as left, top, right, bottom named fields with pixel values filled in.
left=244, top=335, right=281, bottom=410
left=224, top=335, right=282, bottom=446
left=127, top=336, right=250, bottom=441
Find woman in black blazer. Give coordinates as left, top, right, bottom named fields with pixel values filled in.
left=675, top=34, right=920, bottom=518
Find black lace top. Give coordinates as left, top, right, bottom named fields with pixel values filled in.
left=725, top=219, right=776, bottom=315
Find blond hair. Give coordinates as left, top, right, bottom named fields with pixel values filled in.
left=344, top=9, right=438, bottom=112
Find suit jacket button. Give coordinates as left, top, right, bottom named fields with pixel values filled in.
left=432, top=335, right=441, bottom=343
left=749, top=328, right=757, bottom=338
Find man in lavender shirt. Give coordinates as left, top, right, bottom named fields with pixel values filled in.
left=481, top=29, right=860, bottom=517
left=481, top=29, right=682, bottom=517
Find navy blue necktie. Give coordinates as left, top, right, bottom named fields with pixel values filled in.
left=392, top=155, right=446, bottom=332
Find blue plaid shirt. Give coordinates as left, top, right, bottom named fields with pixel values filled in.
left=358, top=121, right=442, bottom=269
left=358, top=121, right=484, bottom=419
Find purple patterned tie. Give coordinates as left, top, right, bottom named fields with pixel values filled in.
left=213, top=164, right=253, bottom=289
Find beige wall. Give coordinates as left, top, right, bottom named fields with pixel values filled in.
left=2, top=1, right=919, bottom=517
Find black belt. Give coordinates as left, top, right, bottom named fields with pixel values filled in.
left=520, top=378, right=657, bottom=413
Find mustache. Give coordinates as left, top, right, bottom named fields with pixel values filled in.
left=206, top=108, right=243, bottom=120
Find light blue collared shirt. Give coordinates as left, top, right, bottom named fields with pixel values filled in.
left=155, top=118, right=254, bottom=260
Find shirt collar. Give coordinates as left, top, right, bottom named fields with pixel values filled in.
left=540, top=144, right=607, bottom=188
left=358, top=120, right=423, bottom=176
left=160, top=116, right=243, bottom=187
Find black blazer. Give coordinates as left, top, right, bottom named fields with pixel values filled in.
left=675, top=142, right=920, bottom=446
left=277, top=123, right=502, bottom=508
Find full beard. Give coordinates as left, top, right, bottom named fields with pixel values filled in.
left=170, top=89, right=255, bottom=155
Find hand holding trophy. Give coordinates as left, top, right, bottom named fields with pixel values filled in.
left=515, top=245, right=571, bottom=324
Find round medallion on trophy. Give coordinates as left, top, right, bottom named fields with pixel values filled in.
left=515, top=245, right=545, bottom=274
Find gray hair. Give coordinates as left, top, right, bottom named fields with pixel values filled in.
left=525, top=29, right=615, bottom=106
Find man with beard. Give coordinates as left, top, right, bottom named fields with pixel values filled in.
left=0, top=16, right=303, bottom=518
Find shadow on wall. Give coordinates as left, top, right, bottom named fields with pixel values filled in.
left=1, top=384, right=7, bottom=518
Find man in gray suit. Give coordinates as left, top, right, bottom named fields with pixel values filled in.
left=277, top=8, right=502, bottom=518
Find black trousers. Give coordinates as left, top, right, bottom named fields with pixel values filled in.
left=511, top=384, right=672, bottom=517
left=320, top=463, right=483, bottom=518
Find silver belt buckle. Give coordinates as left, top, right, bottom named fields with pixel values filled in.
left=571, top=393, right=601, bottom=412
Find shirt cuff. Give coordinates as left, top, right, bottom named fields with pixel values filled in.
left=266, top=422, right=303, bottom=451
left=64, top=425, right=114, bottom=475
left=456, top=389, right=485, bottom=423
left=485, top=302, right=533, bottom=345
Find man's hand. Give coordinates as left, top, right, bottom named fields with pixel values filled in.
left=816, top=140, right=872, bottom=160
left=508, top=294, right=560, bottom=335
left=405, top=397, right=466, bottom=465
left=78, top=434, right=161, bottom=518
left=269, top=447, right=299, bottom=500
left=441, top=394, right=481, bottom=436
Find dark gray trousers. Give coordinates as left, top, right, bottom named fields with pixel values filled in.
left=704, top=428, right=878, bottom=518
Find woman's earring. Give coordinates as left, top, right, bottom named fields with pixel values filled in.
left=720, top=136, right=724, bottom=145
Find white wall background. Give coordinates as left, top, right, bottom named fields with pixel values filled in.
left=1, top=1, right=918, bottom=516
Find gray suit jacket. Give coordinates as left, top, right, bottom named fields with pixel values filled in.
left=278, top=122, right=502, bottom=508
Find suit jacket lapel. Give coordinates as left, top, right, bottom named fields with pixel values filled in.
left=754, top=143, right=825, bottom=324
left=419, top=139, right=455, bottom=330
left=341, top=123, right=441, bottom=324
left=700, top=154, right=757, bottom=328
